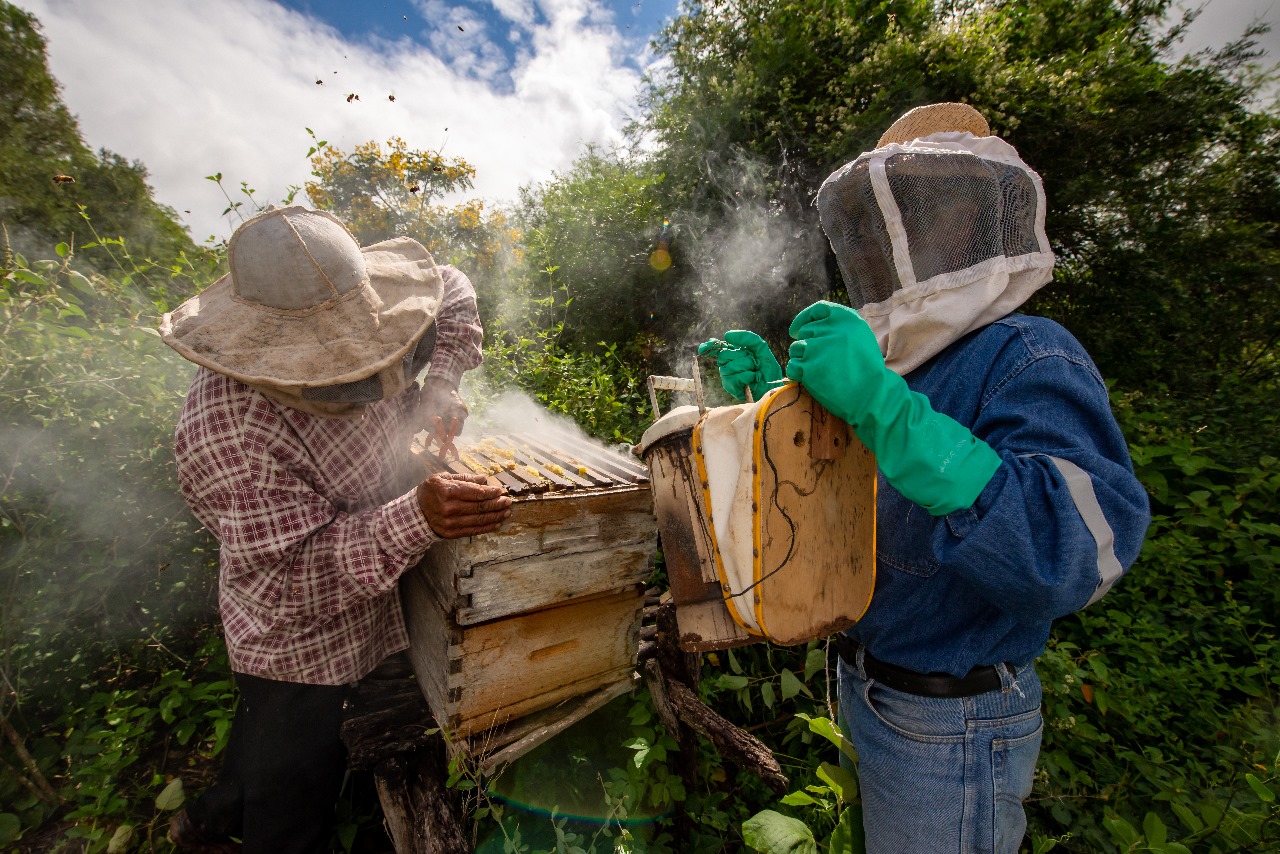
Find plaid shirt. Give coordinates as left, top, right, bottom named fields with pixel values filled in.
left=174, top=266, right=483, bottom=685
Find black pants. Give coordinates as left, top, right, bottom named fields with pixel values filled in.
left=185, top=672, right=351, bottom=853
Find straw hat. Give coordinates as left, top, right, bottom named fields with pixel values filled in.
left=877, top=102, right=990, bottom=147
left=159, top=206, right=443, bottom=395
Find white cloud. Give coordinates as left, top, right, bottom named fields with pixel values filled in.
left=490, top=0, right=538, bottom=29
left=1174, top=0, right=1279, bottom=59
left=22, top=0, right=645, bottom=244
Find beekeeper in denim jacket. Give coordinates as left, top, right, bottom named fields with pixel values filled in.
left=701, top=103, right=1151, bottom=853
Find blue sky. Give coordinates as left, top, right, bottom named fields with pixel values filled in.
left=276, top=0, right=678, bottom=80
left=20, top=0, right=1278, bottom=244
left=25, top=0, right=682, bottom=241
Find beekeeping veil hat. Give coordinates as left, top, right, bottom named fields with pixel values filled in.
left=159, top=205, right=444, bottom=417
left=815, top=103, right=1055, bottom=375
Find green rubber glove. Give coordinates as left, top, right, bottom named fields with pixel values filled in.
left=785, top=301, right=1001, bottom=515
left=698, top=330, right=784, bottom=402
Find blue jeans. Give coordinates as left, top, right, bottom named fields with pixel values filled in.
left=837, top=652, right=1043, bottom=854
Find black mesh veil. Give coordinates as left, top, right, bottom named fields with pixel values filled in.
left=817, top=148, right=1045, bottom=309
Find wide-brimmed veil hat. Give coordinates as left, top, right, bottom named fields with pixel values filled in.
left=159, top=206, right=444, bottom=397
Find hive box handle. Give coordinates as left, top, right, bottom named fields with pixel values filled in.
left=647, top=369, right=706, bottom=419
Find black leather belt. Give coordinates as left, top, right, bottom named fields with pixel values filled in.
left=835, top=633, right=1014, bottom=699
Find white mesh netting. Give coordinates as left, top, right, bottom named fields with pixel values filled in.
left=817, top=136, right=1050, bottom=309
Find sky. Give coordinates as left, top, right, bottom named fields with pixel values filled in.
left=18, top=0, right=1280, bottom=246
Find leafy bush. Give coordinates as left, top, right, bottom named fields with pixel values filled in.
left=0, top=240, right=230, bottom=848
left=1027, top=389, right=1280, bottom=852
left=468, top=321, right=655, bottom=445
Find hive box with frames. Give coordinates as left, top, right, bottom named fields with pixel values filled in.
left=638, top=374, right=877, bottom=652
left=400, top=427, right=657, bottom=771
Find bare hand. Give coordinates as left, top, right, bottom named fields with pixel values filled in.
left=416, top=472, right=511, bottom=539
left=421, top=378, right=469, bottom=459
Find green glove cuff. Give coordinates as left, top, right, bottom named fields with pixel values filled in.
left=785, top=300, right=999, bottom=515
left=855, top=370, right=1001, bottom=515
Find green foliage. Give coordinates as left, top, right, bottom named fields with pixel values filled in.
left=305, top=134, right=523, bottom=286
left=762, top=713, right=863, bottom=854
left=514, top=146, right=684, bottom=354
left=643, top=0, right=1280, bottom=401
left=1022, top=388, right=1280, bottom=852
left=742, top=810, right=816, bottom=854
left=0, top=234, right=231, bottom=848
left=0, top=2, right=199, bottom=266
left=0, top=240, right=217, bottom=655
left=469, top=320, right=654, bottom=444
left=45, top=636, right=234, bottom=850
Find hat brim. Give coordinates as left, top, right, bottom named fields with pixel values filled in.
left=159, top=237, right=444, bottom=390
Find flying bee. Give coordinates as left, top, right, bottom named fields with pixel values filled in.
left=316, top=79, right=323, bottom=85
left=346, top=93, right=359, bottom=102
left=388, top=94, right=396, bottom=102
left=408, top=184, right=420, bottom=194
left=53, top=174, right=75, bottom=184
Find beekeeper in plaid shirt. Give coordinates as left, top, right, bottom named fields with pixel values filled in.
left=159, top=205, right=511, bottom=851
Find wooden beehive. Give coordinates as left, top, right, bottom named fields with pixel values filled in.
left=401, top=430, right=657, bottom=768
left=638, top=383, right=877, bottom=651
left=640, top=405, right=755, bottom=652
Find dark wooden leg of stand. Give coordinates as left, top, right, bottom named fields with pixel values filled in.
left=371, top=744, right=469, bottom=854
left=342, top=654, right=470, bottom=854
left=646, top=605, right=789, bottom=796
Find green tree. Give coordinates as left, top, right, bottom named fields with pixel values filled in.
left=514, top=146, right=679, bottom=354
left=0, top=2, right=196, bottom=268
left=304, top=135, right=524, bottom=327
left=305, top=136, right=520, bottom=273
left=642, top=0, right=1280, bottom=412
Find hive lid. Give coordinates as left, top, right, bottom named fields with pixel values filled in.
left=637, top=404, right=703, bottom=457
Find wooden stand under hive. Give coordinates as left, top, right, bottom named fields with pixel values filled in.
left=401, top=430, right=657, bottom=770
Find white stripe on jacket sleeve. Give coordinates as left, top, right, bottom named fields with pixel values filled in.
left=1026, top=453, right=1125, bottom=606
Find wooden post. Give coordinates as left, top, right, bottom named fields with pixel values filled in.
left=341, top=655, right=470, bottom=853
left=644, top=602, right=789, bottom=835
left=372, top=749, right=469, bottom=854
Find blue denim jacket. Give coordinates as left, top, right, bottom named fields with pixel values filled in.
left=847, top=314, right=1151, bottom=677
